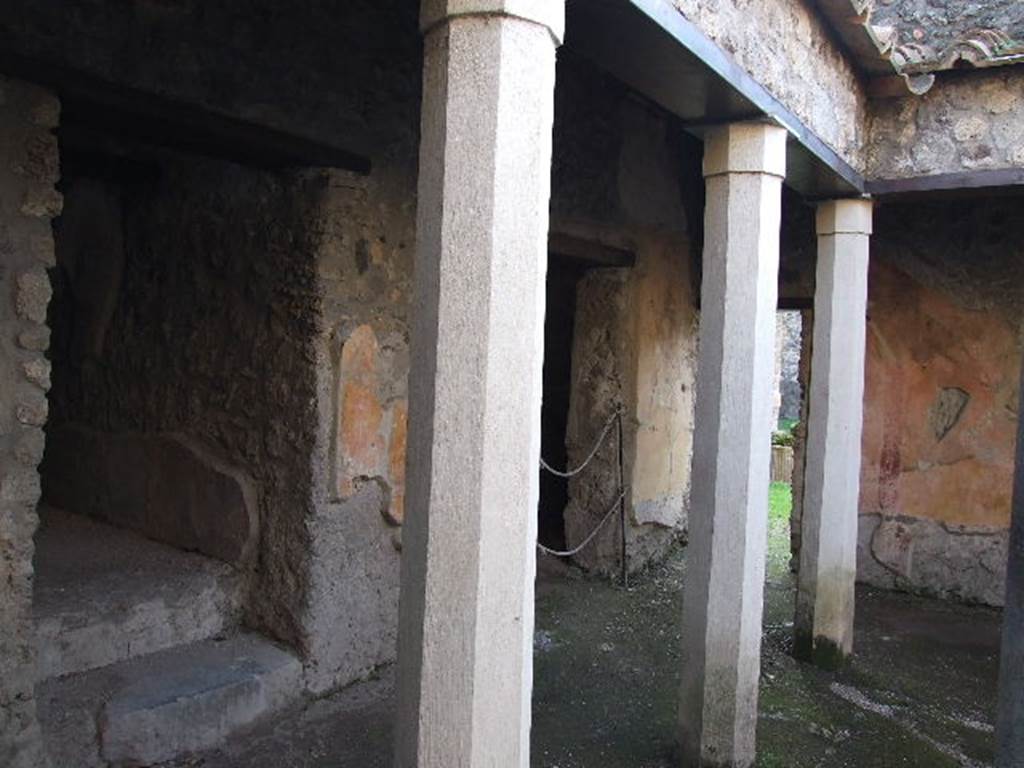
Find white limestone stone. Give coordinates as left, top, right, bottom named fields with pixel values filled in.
left=420, top=0, right=564, bottom=42
left=678, top=122, right=786, bottom=768
left=795, top=199, right=872, bottom=668
left=394, top=3, right=562, bottom=767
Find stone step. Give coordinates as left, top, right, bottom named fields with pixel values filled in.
left=36, top=633, right=304, bottom=767
left=33, top=507, right=242, bottom=680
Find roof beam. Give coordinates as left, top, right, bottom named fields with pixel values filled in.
left=0, top=51, right=372, bottom=174
left=566, top=0, right=866, bottom=198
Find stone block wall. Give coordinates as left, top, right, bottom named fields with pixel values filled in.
left=775, top=310, right=803, bottom=425
left=856, top=199, right=1024, bottom=606
left=0, top=75, right=61, bottom=768
left=869, top=69, right=1024, bottom=179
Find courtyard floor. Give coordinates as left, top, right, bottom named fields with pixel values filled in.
left=172, top=486, right=1003, bottom=767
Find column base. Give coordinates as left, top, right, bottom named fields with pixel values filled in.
left=793, top=629, right=850, bottom=671
left=676, top=742, right=756, bottom=768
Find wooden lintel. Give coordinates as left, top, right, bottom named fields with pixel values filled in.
left=778, top=297, right=814, bottom=311
left=548, top=232, right=636, bottom=269
left=867, top=168, right=1024, bottom=198
left=0, top=51, right=372, bottom=174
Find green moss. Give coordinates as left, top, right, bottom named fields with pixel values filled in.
left=768, top=482, right=792, bottom=524
left=811, top=636, right=848, bottom=672
left=792, top=626, right=814, bottom=662
left=771, top=430, right=795, bottom=447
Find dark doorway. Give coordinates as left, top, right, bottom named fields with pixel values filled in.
left=538, top=256, right=587, bottom=551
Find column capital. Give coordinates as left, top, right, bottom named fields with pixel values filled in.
left=421, top=0, right=565, bottom=44
left=703, top=121, right=788, bottom=179
left=816, top=198, right=873, bottom=236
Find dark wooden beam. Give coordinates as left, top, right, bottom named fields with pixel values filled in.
left=0, top=51, right=371, bottom=174
left=778, top=296, right=814, bottom=311
left=867, top=168, right=1024, bottom=198
left=548, top=232, right=636, bottom=268
left=567, top=0, right=866, bottom=199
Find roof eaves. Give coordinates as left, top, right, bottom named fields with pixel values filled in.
left=892, top=28, right=1024, bottom=76
left=809, top=0, right=937, bottom=95
left=814, top=0, right=1024, bottom=97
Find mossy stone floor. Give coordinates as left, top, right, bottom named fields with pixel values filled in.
left=178, top=485, right=1001, bottom=768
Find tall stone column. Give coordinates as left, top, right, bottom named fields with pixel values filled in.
left=793, top=199, right=872, bottom=670
left=996, top=356, right=1024, bottom=766
left=394, top=2, right=563, bottom=767
left=678, top=122, right=786, bottom=768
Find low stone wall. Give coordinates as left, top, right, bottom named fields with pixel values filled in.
left=0, top=75, right=61, bottom=768
left=858, top=513, right=1008, bottom=606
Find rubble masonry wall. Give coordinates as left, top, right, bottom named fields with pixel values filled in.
left=0, top=75, right=61, bottom=768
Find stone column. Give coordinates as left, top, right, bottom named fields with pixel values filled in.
left=794, top=199, right=872, bottom=670
left=996, top=356, right=1024, bottom=766
left=678, top=122, right=786, bottom=768
left=394, top=2, right=563, bottom=767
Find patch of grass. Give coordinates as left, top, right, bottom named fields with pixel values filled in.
left=771, top=431, right=795, bottom=447
left=769, top=482, right=792, bottom=524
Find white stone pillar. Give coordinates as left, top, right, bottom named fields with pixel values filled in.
left=394, top=2, right=563, bottom=767
left=794, top=199, right=872, bottom=670
left=678, top=122, right=786, bottom=768
left=996, top=356, right=1024, bottom=766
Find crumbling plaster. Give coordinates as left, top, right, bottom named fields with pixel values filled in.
left=0, top=75, right=61, bottom=768
left=302, top=163, right=415, bottom=694
left=4, top=3, right=1020, bottom=759
left=552, top=57, right=700, bottom=573
left=857, top=199, right=1024, bottom=606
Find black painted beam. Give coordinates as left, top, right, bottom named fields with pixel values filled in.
left=566, top=0, right=866, bottom=199
left=867, top=168, right=1024, bottom=198
left=0, top=51, right=372, bottom=174
left=549, top=232, right=637, bottom=268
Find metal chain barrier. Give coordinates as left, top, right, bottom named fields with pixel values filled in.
left=536, top=490, right=625, bottom=558
left=538, top=407, right=629, bottom=586
left=539, top=410, right=619, bottom=478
